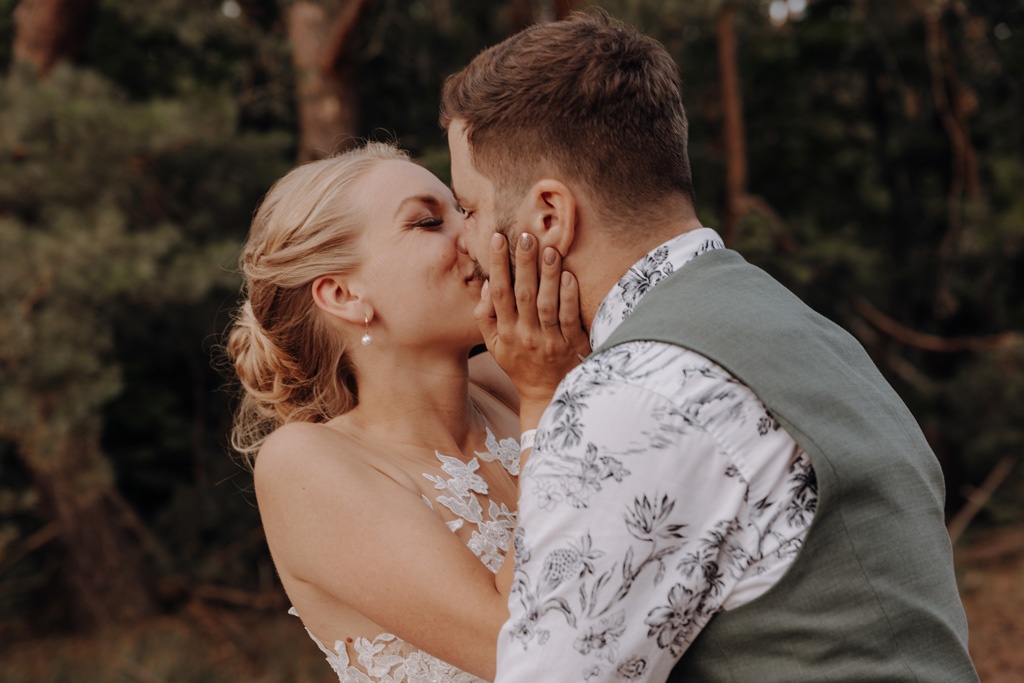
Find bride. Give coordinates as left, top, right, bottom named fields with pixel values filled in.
left=226, top=142, right=587, bottom=681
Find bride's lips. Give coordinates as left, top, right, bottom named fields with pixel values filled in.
left=467, top=260, right=488, bottom=284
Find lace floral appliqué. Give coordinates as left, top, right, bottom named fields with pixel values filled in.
left=423, top=428, right=519, bottom=572
left=290, top=615, right=485, bottom=683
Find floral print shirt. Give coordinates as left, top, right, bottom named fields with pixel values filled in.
left=494, top=228, right=818, bottom=683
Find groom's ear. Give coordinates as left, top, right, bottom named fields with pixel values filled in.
left=525, top=179, right=576, bottom=257
left=311, top=274, right=370, bottom=326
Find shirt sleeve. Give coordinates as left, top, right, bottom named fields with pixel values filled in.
left=494, top=372, right=754, bottom=683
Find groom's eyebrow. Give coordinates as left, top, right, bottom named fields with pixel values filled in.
left=449, top=185, right=463, bottom=205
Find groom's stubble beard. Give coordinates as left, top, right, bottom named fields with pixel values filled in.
left=495, top=195, right=519, bottom=283
left=475, top=207, right=518, bottom=285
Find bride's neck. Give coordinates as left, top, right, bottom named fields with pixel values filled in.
left=342, top=347, right=480, bottom=452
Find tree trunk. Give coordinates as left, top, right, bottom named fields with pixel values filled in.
left=917, top=3, right=981, bottom=317
left=433, top=0, right=453, bottom=35
left=716, top=6, right=747, bottom=245
left=19, top=405, right=156, bottom=628
left=11, top=0, right=98, bottom=79
left=552, top=0, right=581, bottom=20
left=508, top=0, right=575, bottom=32
left=509, top=0, right=536, bottom=33
left=712, top=7, right=794, bottom=252
left=286, top=0, right=370, bottom=163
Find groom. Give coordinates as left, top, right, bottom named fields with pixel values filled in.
left=443, top=11, right=977, bottom=683
left=440, top=10, right=974, bottom=683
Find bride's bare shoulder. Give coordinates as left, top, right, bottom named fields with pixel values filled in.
left=253, top=421, right=418, bottom=495
left=257, top=421, right=354, bottom=463
left=251, top=422, right=438, bottom=592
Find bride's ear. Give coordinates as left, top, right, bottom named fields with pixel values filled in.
left=311, top=275, right=370, bottom=326
left=525, top=179, right=576, bottom=257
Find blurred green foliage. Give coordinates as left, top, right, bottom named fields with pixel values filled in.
left=0, top=0, right=1021, bottom=649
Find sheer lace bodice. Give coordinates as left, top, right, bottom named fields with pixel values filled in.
left=291, top=428, right=520, bottom=683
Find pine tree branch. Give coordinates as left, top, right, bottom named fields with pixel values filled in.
left=193, top=583, right=286, bottom=610
left=0, top=522, right=59, bottom=578
left=854, top=298, right=1024, bottom=352
left=948, top=457, right=1017, bottom=544
left=736, top=194, right=799, bottom=253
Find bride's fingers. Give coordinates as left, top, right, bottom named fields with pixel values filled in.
left=559, top=271, right=590, bottom=355
left=474, top=280, right=498, bottom=350
left=537, top=247, right=562, bottom=342
left=513, top=233, right=540, bottom=331
left=488, top=233, right=517, bottom=340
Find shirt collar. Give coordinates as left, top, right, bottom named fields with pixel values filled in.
left=589, top=227, right=725, bottom=349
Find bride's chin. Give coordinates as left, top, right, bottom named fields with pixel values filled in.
left=462, top=330, right=486, bottom=354
left=430, top=324, right=484, bottom=355
left=423, top=311, right=484, bottom=352
left=464, top=328, right=485, bottom=349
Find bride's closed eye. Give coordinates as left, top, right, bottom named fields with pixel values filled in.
left=411, top=215, right=444, bottom=229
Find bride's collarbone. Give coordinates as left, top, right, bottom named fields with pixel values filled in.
left=319, top=424, right=491, bottom=493
left=326, top=403, right=512, bottom=468
left=344, top=430, right=518, bottom=513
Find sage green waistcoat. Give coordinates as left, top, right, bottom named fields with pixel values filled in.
left=592, top=249, right=977, bottom=682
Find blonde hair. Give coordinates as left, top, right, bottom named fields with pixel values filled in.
left=226, top=142, right=409, bottom=463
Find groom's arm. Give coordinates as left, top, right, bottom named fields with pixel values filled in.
left=493, top=345, right=812, bottom=683
left=493, top=376, right=727, bottom=683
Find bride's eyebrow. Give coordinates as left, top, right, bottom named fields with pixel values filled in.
left=393, top=194, right=441, bottom=218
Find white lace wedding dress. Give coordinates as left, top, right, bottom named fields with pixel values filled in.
left=291, top=428, right=521, bottom=683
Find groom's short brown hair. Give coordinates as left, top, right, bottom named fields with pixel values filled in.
left=440, top=10, right=694, bottom=226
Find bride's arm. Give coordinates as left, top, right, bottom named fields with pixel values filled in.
left=467, top=352, right=519, bottom=413
left=255, top=423, right=508, bottom=680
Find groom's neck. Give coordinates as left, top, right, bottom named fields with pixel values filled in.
left=570, top=207, right=704, bottom=329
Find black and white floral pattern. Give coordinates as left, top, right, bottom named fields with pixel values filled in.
left=495, top=229, right=818, bottom=683
left=589, top=230, right=722, bottom=348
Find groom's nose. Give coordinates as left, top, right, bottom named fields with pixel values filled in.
left=455, top=229, right=469, bottom=255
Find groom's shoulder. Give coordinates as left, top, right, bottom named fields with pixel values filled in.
left=582, top=339, right=732, bottom=399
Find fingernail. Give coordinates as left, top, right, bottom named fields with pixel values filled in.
left=562, top=272, right=572, bottom=287
left=491, top=233, right=504, bottom=250
left=543, top=247, right=557, bottom=266
left=519, top=233, right=534, bottom=251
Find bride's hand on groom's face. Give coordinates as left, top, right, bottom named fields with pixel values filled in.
left=475, top=232, right=590, bottom=406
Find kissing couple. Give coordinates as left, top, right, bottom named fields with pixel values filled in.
left=227, top=11, right=978, bottom=683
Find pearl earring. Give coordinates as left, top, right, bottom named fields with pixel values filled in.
left=361, top=315, right=373, bottom=346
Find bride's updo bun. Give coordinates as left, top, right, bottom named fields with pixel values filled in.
left=227, top=143, right=409, bottom=462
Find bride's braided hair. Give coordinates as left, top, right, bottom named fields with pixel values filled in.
left=226, top=143, right=409, bottom=464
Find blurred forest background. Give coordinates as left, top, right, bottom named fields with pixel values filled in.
left=0, top=0, right=1021, bottom=681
